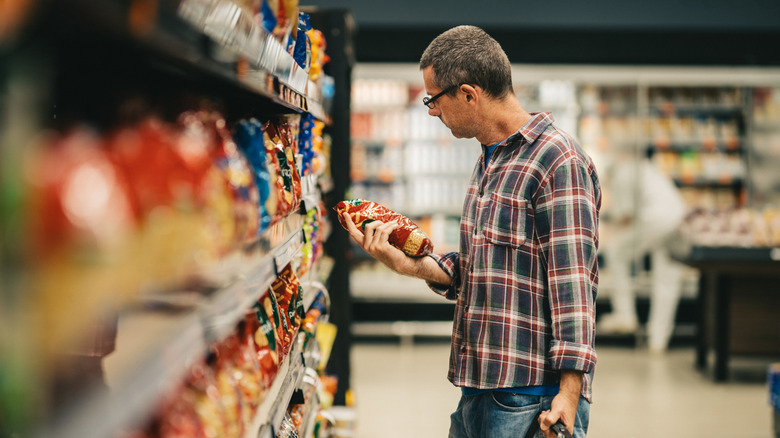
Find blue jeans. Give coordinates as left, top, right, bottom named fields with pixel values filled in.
left=448, top=392, right=590, bottom=437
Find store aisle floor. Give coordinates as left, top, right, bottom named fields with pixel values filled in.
left=351, top=341, right=774, bottom=438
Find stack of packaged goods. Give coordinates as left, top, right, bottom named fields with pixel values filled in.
left=680, top=207, right=780, bottom=248
left=14, top=96, right=336, bottom=436
left=23, top=109, right=315, bottom=357
left=1, top=0, right=341, bottom=435
left=122, top=260, right=335, bottom=438
left=179, top=0, right=328, bottom=95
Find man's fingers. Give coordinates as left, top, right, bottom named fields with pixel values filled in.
left=342, top=213, right=365, bottom=242
left=364, top=220, right=400, bottom=251
left=342, top=213, right=400, bottom=252
left=538, top=410, right=559, bottom=433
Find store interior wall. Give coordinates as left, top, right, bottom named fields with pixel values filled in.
left=303, top=0, right=780, bottom=65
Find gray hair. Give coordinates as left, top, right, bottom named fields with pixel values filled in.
left=419, top=25, right=513, bottom=99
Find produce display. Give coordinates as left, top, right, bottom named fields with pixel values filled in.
left=334, top=199, right=434, bottom=257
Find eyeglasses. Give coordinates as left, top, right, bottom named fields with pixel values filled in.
left=422, top=83, right=460, bottom=109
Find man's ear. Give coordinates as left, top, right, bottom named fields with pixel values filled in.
left=460, top=83, right=478, bottom=104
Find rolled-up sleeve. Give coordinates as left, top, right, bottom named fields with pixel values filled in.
left=538, top=154, right=600, bottom=374
left=425, top=251, right=460, bottom=301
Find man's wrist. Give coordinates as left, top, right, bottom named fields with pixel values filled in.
left=558, top=370, right=583, bottom=398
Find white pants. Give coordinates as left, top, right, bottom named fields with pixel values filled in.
left=604, top=217, right=684, bottom=349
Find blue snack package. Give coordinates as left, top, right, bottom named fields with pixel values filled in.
left=234, top=119, right=273, bottom=232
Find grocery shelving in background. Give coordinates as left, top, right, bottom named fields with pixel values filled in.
left=346, top=63, right=780, bottom=337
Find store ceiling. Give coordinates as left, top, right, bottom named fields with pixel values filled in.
left=303, top=0, right=780, bottom=65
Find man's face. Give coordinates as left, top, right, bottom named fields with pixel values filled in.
left=422, top=66, right=476, bottom=139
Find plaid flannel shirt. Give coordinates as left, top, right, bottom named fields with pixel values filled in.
left=427, top=112, right=600, bottom=402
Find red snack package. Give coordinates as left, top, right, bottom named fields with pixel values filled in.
left=274, top=118, right=302, bottom=206
left=252, top=298, right=280, bottom=385
left=158, top=360, right=228, bottom=438
left=257, top=290, right=291, bottom=361
left=334, top=199, right=434, bottom=257
left=213, top=335, right=244, bottom=438
left=275, top=264, right=304, bottom=324
left=263, top=120, right=301, bottom=219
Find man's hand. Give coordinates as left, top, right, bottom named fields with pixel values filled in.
left=539, top=371, right=582, bottom=438
left=341, top=212, right=412, bottom=275
left=341, top=212, right=453, bottom=286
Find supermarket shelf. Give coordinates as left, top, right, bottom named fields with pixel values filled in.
left=307, top=97, right=330, bottom=124
left=647, top=141, right=743, bottom=153
left=247, top=334, right=306, bottom=438
left=300, top=392, right=321, bottom=438
left=649, top=104, right=744, bottom=117
left=36, top=219, right=308, bottom=438
left=672, top=176, right=745, bottom=187
left=45, top=0, right=326, bottom=118
left=40, top=312, right=206, bottom=438
left=247, top=321, right=325, bottom=438
left=201, top=227, right=304, bottom=343
left=301, top=174, right=323, bottom=213
left=351, top=268, right=451, bottom=304
left=302, top=281, right=331, bottom=315
left=681, top=245, right=780, bottom=264
left=352, top=320, right=454, bottom=339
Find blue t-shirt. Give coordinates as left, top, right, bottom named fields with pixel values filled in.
left=484, top=141, right=500, bottom=167
left=461, top=384, right=560, bottom=397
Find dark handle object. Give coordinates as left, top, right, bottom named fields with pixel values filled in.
left=551, top=421, right=572, bottom=438
left=524, top=413, right=571, bottom=438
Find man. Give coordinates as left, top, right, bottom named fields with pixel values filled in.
left=341, top=26, right=600, bottom=437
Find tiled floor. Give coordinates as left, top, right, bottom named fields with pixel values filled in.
left=350, top=340, right=776, bottom=438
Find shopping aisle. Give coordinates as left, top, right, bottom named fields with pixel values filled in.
left=351, top=341, right=773, bottom=437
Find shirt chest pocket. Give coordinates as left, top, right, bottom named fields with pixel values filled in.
left=482, top=192, right=529, bottom=249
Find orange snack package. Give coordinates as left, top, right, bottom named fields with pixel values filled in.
left=334, top=199, right=433, bottom=257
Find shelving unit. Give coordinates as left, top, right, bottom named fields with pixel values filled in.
left=642, top=86, right=748, bottom=212
left=1, top=1, right=348, bottom=437
left=346, top=64, right=780, bottom=335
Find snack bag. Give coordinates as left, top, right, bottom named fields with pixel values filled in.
left=251, top=300, right=280, bottom=386
left=26, top=127, right=140, bottom=356
left=257, top=289, right=291, bottom=360
left=307, top=28, right=329, bottom=82
left=208, top=113, right=260, bottom=246
left=293, top=11, right=311, bottom=69
left=274, top=117, right=302, bottom=202
left=270, top=263, right=303, bottom=338
left=334, top=199, right=434, bottom=257
left=213, top=335, right=244, bottom=438
left=157, top=360, right=228, bottom=438
left=263, top=120, right=301, bottom=219
left=233, top=119, right=276, bottom=232
left=110, top=117, right=219, bottom=287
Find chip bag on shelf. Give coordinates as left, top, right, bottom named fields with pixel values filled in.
left=270, top=263, right=304, bottom=342
left=233, top=118, right=276, bottom=233
left=334, top=199, right=434, bottom=257
left=206, top=112, right=260, bottom=247
left=251, top=299, right=280, bottom=387
left=307, top=28, right=329, bottom=83
left=256, top=289, right=291, bottom=362
left=25, top=126, right=140, bottom=357
left=263, top=120, right=300, bottom=220
left=109, top=116, right=219, bottom=289
left=157, top=359, right=229, bottom=438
